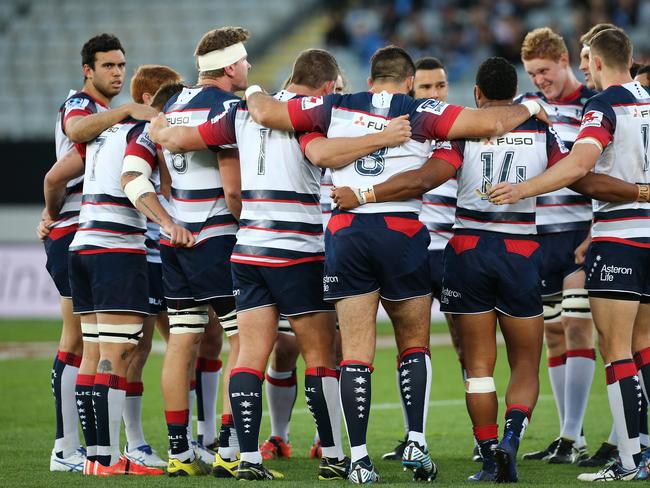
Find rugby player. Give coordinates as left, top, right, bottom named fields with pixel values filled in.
left=150, top=48, right=413, bottom=481
left=40, top=33, right=157, bottom=473
left=244, top=45, right=552, bottom=483
left=66, top=63, right=186, bottom=476
left=578, top=24, right=619, bottom=91
left=517, top=27, right=597, bottom=464
left=489, top=28, right=650, bottom=481
left=142, top=26, right=249, bottom=477
left=636, top=65, right=650, bottom=87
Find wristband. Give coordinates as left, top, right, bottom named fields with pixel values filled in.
left=361, top=186, right=376, bottom=203
left=522, top=100, right=540, bottom=117
left=638, top=184, right=650, bottom=202
left=244, top=85, right=263, bottom=99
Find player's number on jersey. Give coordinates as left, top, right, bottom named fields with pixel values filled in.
left=355, top=147, right=387, bottom=176
left=642, top=124, right=649, bottom=172
left=258, top=128, right=269, bottom=175
left=89, top=136, right=107, bottom=181
left=479, top=151, right=526, bottom=199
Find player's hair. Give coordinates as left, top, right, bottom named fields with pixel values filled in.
left=194, top=26, right=250, bottom=78
left=81, top=33, right=124, bottom=69
left=130, top=65, right=182, bottom=104
left=589, top=28, right=632, bottom=71
left=415, top=57, right=446, bottom=73
left=151, top=82, right=186, bottom=111
left=476, top=57, right=517, bottom=101
left=370, top=45, right=415, bottom=83
left=288, top=49, right=340, bottom=89
left=638, top=65, right=650, bottom=77
left=579, top=23, right=619, bottom=46
left=630, top=62, right=642, bottom=78
left=521, top=27, right=567, bottom=62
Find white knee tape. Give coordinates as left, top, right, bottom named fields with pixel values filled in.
left=562, top=288, right=591, bottom=319
left=81, top=322, right=99, bottom=343
left=219, top=308, right=238, bottom=337
left=542, top=295, right=562, bottom=323
left=168, top=305, right=208, bottom=334
left=465, top=377, right=496, bottom=393
left=96, top=323, right=143, bottom=345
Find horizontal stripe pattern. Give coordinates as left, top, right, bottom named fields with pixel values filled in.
left=592, top=206, right=650, bottom=246
left=421, top=179, right=457, bottom=250
left=231, top=244, right=324, bottom=267
left=455, top=206, right=536, bottom=235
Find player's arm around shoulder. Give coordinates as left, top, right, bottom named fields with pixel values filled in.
left=148, top=113, right=207, bottom=153
left=246, top=87, right=294, bottom=131
left=65, top=102, right=157, bottom=144
left=303, top=115, right=411, bottom=169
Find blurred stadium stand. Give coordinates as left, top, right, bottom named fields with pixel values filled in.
left=0, top=0, right=649, bottom=239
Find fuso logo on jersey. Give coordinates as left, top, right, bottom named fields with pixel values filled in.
left=580, top=110, right=603, bottom=129
left=301, top=96, right=323, bottom=110
left=416, top=99, right=448, bottom=115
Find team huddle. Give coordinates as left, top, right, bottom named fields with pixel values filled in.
left=38, top=21, right=650, bottom=484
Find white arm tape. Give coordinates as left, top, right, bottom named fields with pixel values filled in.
left=122, top=155, right=153, bottom=178
left=245, top=85, right=263, bottom=99
left=465, top=376, right=496, bottom=393
left=574, top=137, right=603, bottom=152
left=522, top=100, right=540, bottom=116
left=124, top=174, right=155, bottom=204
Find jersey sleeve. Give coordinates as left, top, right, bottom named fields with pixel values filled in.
left=410, top=98, right=464, bottom=141
left=62, top=94, right=97, bottom=131
left=124, top=123, right=158, bottom=169
left=545, top=125, right=570, bottom=167
left=197, top=103, right=238, bottom=152
left=286, top=94, right=337, bottom=133
left=430, top=139, right=465, bottom=170
left=298, top=132, right=326, bottom=155
left=575, top=97, right=616, bottom=150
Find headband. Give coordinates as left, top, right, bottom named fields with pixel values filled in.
left=197, top=42, right=247, bottom=72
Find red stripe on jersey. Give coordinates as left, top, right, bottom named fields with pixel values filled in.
left=82, top=201, right=132, bottom=208
left=457, top=215, right=532, bottom=225
left=594, top=216, right=650, bottom=223
left=48, top=225, right=78, bottom=240
left=425, top=104, right=464, bottom=140
left=592, top=237, right=650, bottom=248
left=172, top=195, right=224, bottom=203
left=431, top=147, right=463, bottom=170
left=576, top=126, right=612, bottom=149
left=74, top=248, right=146, bottom=255
left=229, top=253, right=324, bottom=267
left=241, top=197, right=319, bottom=206
left=124, top=145, right=157, bottom=169
left=299, top=131, right=325, bottom=154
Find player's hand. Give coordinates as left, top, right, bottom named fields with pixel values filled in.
left=534, top=105, right=551, bottom=126
left=163, top=222, right=195, bottom=248
left=127, top=103, right=159, bottom=122
left=37, top=208, right=54, bottom=240
left=148, top=113, right=169, bottom=144
left=488, top=182, right=525, bottom=205
left=331, top=186, right=361, bottom=210
left=383, top=115, right=411, bottom=147
left=574, top=234, right=591, bottom=265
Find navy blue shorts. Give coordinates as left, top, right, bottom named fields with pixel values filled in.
left=44, top=229, right=76, bottom=298
left=69, top=252, right=149, bottom=315
left=428, top=250, right=444, bottom=302
left=147, top=262, right=166, bottom=314
left=538, top=229, right=590, bottom=297
left=232, top=261, right=334, bottom=316
left=585, top=241, right=650, bottom=302
left=323, top=211, right=431, bottom=301
left=161, top=236, right=235, bottom=301
left=440, top=231, right=543, bottom=318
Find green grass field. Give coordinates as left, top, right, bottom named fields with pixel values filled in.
left=0, top=319, right=613, bottom=487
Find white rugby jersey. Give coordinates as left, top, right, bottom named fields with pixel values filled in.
left=516, top=86, right=596, bottom=233
left=69, top=118, right=147, bottom=254
left=198, top=91, right=325, bottom=267
left=162, top=86, right=239, bottom=245
left=421, top=178, right=457, bottom=250
left=320, top=168, right=333, bottom=228
left=432, top=118, right=568, bottom=235
left=52, top=91, right=109, bottom=233
left=575, top=81, right=650, bottom=247
left=286, top=91, right=463, bottom=214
